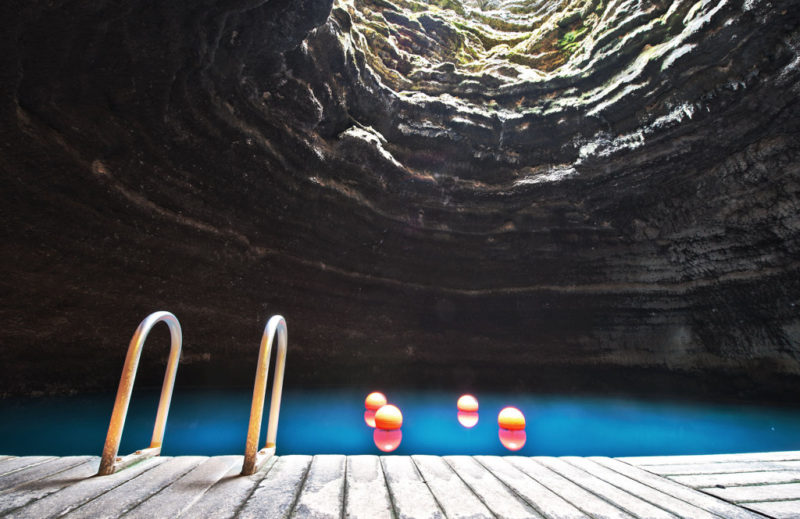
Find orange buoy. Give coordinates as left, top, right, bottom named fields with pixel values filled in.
left=364, top=410, right=377, bottom=428
left=498, top=406, right=525, bottom=430
left=457, top=410, right=479, bottom=428
left=499, top=428, right=527, bottom=451
left=374, top=428, right=402, bottom=452
left=365, top=392, right=387, bottom=411
left=456, top=394, right=479, bottom=412
left=375, top=404, right=403, bottom=430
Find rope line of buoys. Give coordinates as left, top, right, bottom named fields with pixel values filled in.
left=364, top=391, right=528, bottom=452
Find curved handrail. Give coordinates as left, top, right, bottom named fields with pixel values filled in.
left=241, top=315, right=288, bottom=475
left=97, top=311, right=182, bottom=476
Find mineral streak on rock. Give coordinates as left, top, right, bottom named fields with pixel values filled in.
left=1, top=0, right=799, bottom=399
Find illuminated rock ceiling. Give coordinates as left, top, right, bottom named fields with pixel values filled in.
left=1, top=0, right=799, bottom=397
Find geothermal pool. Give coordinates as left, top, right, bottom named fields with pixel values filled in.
left=1, top=389, right=799, bottom=457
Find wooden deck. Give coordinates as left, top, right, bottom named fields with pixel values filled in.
left=1, top=452, right=799, bottom=518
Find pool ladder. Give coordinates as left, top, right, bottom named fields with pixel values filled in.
left=97, top=311, right=287, bottom=477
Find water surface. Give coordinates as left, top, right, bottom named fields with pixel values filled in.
left=1, top=389, right=798, bottom=457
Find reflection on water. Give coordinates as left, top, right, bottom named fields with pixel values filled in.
left=374, top=429, right=402, bottom=452
left=499, top=428, right=527, bottom=451
left=457, top=411, right=479, bottom=428
left=1, top=389, right=799, bottom=456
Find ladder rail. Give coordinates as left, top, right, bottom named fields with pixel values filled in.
left=97, top=311, right=182, bottom=476
left=241, top=315, right=288, bottom=475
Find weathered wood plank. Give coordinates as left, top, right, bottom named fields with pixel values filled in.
left=475, top=456, right=588, bottom=519
left=565, top=457, right=719, bottom=519
left=499, top=456, right=626, bottom=519
left=592, top=457, right=764, bottom=519
left=535, top=457, right=677, bottom=519
left=445, top=456, right=541, bottom=519
left=620, top=451, right=800, bottom=466
left=381, top=455, right=443, bottom=519
left=638, top=460, right=800, bottom=475
left=3, top=457, right=167, bottom=519
left=740, top=500, right=800, bottom=519
left=122, top=455, right=240, bottom=519
left=0, top=457, right=97, bottom=514
left=671, top=470, right=800, bottom=488
left=237, top=455, right=312, bottom=519
left=344, top=455, right=393, bottom=519
left=411, top=455, right=493, bottom=519
left=1, top=454, right=790, bottom=519
left=701, top=482, right=800, bottom=503
left=0, top=456, right=55, bottom=477
left=179, top=456, right=274, bottom=519
left=60, top=456, right=205, bottom=519
left=0, top=457, right=89, bottom=493
left=289, top=455, right=346, bottom=519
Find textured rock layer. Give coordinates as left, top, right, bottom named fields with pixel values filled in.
left=1, top=0, right=799, bottom=399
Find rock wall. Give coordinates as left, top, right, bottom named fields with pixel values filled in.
left=1, top=0, right=799, bottom=399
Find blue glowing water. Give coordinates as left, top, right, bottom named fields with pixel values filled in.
left=1, top=389, right=798, bottom=457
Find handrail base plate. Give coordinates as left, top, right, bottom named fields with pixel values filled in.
left=97, top=446, right=161, bottom=476
left=241, top=446, right=276, bottom=476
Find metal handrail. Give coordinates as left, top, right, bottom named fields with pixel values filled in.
left=241, top=315, right=288, bottom=475
left=97, top=311, right=182, bottom=476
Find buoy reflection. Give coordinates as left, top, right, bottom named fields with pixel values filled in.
left=499, top=428, right=526, bottom=451
left=364, top=409, right=376, bottom=428
left=457, top=411, right=479, bottom=428
left=374, top=428, right=402, bottom=452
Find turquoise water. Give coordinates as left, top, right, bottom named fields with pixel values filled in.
left=1, top=389, right=799, bottom=457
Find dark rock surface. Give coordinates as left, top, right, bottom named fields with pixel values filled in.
left=1, top=0, right=799, bottom=400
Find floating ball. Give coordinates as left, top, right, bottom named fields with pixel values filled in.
left=457, top=411, right=479, bottom=428
left=499, top=428, right=527, bottom=451
left=365, top=392, right=387, bottom=411
left=375, top=404, right=403, bottom=430
left=498, top=407, right=525, bottom=430
left=364, top=410, right=376, bottom=428
left=457, top=394, right=479, bottom=412
left=374, top=428, right=402, bottom=452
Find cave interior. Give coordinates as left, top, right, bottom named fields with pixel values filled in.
left=2, top=0, right=799, bottom=402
